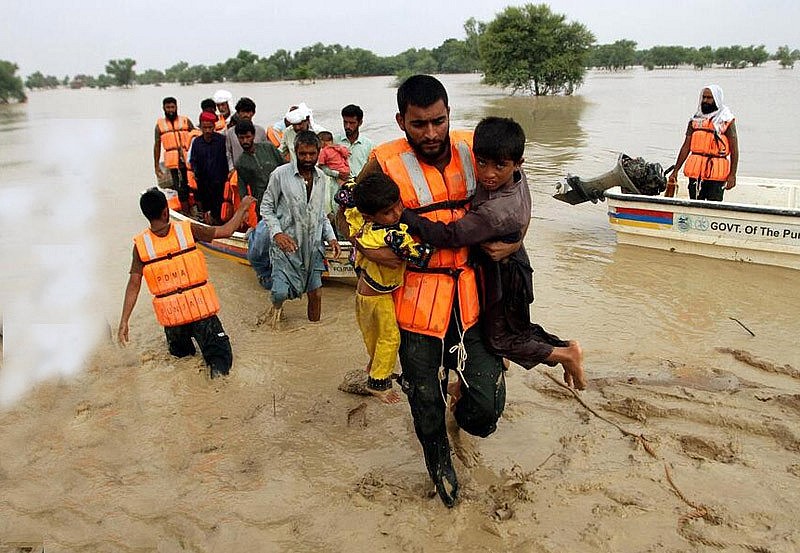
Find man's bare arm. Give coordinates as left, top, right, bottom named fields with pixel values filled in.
left=725, top=122, right=739, bottom=190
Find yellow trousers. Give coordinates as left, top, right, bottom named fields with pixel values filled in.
left=355, top=293, right=400, bottom=381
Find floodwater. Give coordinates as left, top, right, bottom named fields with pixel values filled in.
left=1, top=67, right=799, bottom=551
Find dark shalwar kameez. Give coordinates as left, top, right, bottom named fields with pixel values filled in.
left=401, top=170, right=567, bottom=369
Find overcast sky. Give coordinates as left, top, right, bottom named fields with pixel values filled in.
left=4, top=0, right=799, bottom=76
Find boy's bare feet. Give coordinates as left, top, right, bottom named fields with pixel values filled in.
left=368, top=387, right=402, bottom=404
left=561, top=340, right=586, bottom=390
left=545, top=340, right=587, bottom=390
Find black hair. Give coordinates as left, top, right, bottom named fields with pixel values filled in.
left=140, top=187, right=168, bottom=221
left=235, top=97, right=256, bottom=113
left=352, top=173, right=400, bottom=216
left=341, top=104, right=363, bottom=120
left=162, top=97, right=177, bottom=106
left=200, top=98, right=216, bottom=111
left=472, top=116, right=525, bottom=162
left=317, top=130, right=333, bottom=141
left=397, top=75, right=448, bottom=116
left=294, top=130, right=321, bottom=151
left=235, top=120, right=256, bottom=136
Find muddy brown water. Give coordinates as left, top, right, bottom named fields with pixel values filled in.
left=1, top=69, right=799, bottom=551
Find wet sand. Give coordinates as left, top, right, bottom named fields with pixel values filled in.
left=1, top=262, right=799, bottom=552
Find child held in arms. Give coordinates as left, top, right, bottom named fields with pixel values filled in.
left=400, top=116, right=587, bottom=395
left=317, top=130, right=351, bottom=183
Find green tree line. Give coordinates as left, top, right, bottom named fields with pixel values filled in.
left=5, top=3, right=799, bottom=103
left=586, top=41, right=798, bottom=71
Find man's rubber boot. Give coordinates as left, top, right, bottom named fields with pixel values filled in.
left=421, top=435, right=459, bottom=507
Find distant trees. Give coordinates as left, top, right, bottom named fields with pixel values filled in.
left=588, top=43, right=780, bottom=71
left=775, top=45, right=795, bottom=69
left=24, top=71, right=61, bottom=89
left=105, top=58, right=136, bottom=87
left=0, top=60, right=26, bottom=103
left=480, top=4, right=594, bottom=95
left=586, top=40, right=637, bottom=70
left=11, top=21, right=799, bottom=95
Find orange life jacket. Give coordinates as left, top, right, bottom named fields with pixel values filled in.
left=133, top=221, right=220, bottom=327
left=185, top=129, right=202, bottom=191
left=374, top=131, right=480, bottom=339
left=683, top=118, right=732, bottom=181
left=157, top=116, right=192, bottom=169
left=218, top=171, right=257, bottom=229
left=267, top=126, right=283, bottom=148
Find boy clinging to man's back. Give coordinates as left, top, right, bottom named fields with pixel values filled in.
left=400, top=116, right=586, bottom=390
left=343, top=173, right=433, bottom=403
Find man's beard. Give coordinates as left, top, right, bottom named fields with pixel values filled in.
left=165, top=112, right=178, bottom=121
left=297, top=160, right=316, bottom=172
left=701, top=102, right=717, bottom=115
left=407, top=132, right=449, bottom=164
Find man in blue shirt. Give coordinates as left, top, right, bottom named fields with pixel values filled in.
left=337, top=104, right=374, bottom=178
left=190, top=111, right=228, bottom=224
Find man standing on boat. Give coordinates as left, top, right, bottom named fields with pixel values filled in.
left=260, top=130, right=340, bottom=325
left=225, top=97, right=267, bottom=171
left=337, top=104, right=374, bottom=178
left=667, top=85, right=739, bottom=201
left=191, top=111, right=229, bottom=224
left=235, top=120, right=286, bottom=215
left=213, top=89, right=234, bottom=129
left=279, top=103, right=326, bottom=164
left=154, top=97, right=194, bottom=213
left=235, top=119, right=287, bottom=291
left=117, top=187, right=255, bottom=379
left=349, top=75, right=521, bottom=507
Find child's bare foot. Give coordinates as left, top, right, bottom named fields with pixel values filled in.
left=368, top=387, right=401, bottom=404
left=561, top=340, right=586, bottom=390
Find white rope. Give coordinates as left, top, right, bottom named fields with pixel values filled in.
left=448, top=316, right=470, bottom=390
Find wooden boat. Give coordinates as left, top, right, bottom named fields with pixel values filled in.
left=164, top=190, right=357, bottom=281
left=554, top=157, right=800, bottom=270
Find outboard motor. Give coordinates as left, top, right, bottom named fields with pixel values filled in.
left=553, top=154, right=666, bottom=205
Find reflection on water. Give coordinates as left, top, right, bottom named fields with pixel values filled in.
left=0, top=104, right=27, bottom=129
left=488, top=95, right=588, bottom=180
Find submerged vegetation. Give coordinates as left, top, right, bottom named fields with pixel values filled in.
left=6, top=3, right=799, bottom=103
left=0, top=60, right=27, bottom=104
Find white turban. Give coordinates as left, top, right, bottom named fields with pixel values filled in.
left=285, top=102, right=312, bottom=124
left=692, top=84, right=734, bottom=134
left=212, top=89, right=232, bottom=104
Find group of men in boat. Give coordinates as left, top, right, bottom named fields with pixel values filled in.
left=152, top=91, right=373, bottom=226
left=121, top=78, right=734, bottom=507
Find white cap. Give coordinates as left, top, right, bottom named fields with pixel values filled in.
left=285, top=102, right=312, bottom=124
left=213, top=89, right=232, bottom=104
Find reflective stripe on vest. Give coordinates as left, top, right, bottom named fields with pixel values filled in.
left=374, top=131, right=480, bottom=338
left=397, top=141, right=477, bottom=206
left=455, top=140, right=477, bottom=196
left=134, top=221, right=220, bottom=326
